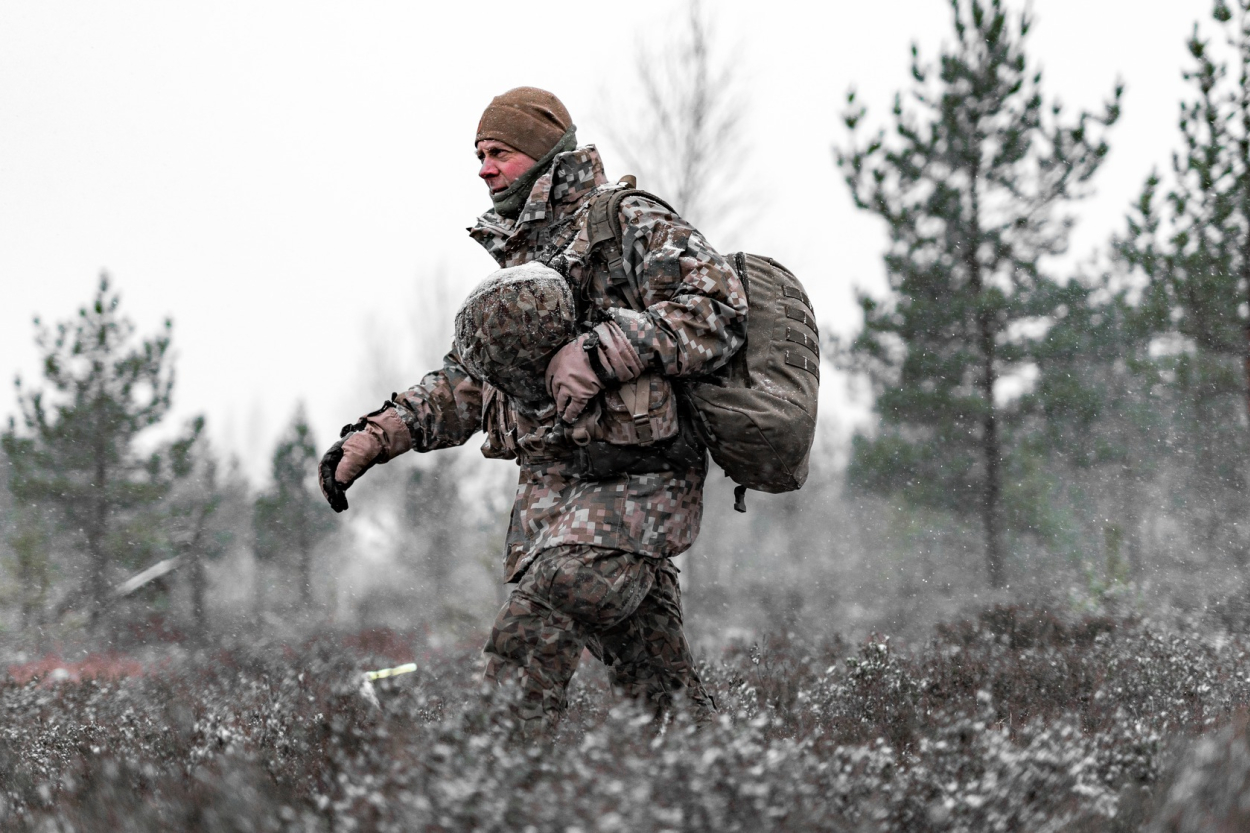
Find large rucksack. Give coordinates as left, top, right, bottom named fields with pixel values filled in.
left=585, top=184, right=820, bottom=511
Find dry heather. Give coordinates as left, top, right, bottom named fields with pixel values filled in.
left=2, top=606, right=1249, bottom=832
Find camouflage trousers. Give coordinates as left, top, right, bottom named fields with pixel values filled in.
left=483, top=545, right=715, bottom=732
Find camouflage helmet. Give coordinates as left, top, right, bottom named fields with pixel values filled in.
left=454, top=262, right=577, bottom=407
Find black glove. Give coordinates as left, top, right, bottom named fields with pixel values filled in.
left=318, top=435, right=351, bottom=513
left=318, top=402, right=408, bottom=514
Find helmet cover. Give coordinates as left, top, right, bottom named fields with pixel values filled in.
left=454, top=262, right=577, bottom=407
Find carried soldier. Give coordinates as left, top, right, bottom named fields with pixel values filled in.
left=319, top=87, right=818, bottom=733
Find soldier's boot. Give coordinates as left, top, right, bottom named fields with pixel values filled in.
left=484, top=587, right=585, bottom=736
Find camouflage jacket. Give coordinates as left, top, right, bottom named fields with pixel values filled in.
left=391, top=145, right=747, bottom=582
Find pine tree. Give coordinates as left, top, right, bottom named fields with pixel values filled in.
left=1, top=450, right=55, bottom=631
left=6, top=508, right=54, bottom=631
left=1118, top=0, right=1250, bottom=558
left=253, top=406, right=335, bottom=608
left=1, top=275, right=203, bottom=630
left=1024, top=275, right=1168, bottom=578
left=837, top=0, right=1120, bottom=587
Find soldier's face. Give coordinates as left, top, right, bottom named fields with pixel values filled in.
left=476, top=140, right=538, bottom=195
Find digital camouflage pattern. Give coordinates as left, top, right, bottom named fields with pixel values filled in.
left=483, top=544, right=715, bottom=731
left=392, top=144, right=747, bottom=580
left=382, top=143, right=743, bottom=726
left=453, top=262, right=577, bottom=408
left=500, top=463, right=707, bottom=582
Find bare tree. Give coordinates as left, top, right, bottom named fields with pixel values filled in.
left=596, top=0, right=753, bottom=241
left=167, top=439, right=228, bottom=639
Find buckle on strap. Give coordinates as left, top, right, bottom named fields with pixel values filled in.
left=620, top=378, right=654, bottom=445
left=632, top=413, right=654, bottom=444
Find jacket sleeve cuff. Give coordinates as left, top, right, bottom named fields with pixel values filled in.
left=603, top=308, right=662, bottom=373
left=365, top=403, right=414, bottom=462
left=593, top=320, right=645, bottom=384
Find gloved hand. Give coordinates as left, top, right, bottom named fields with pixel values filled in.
left=545, top=321, right=644, bottom=422
left=318, top=401, right=413, bottom=512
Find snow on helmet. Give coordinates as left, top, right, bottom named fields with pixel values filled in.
left=454, top=262, right=577, bottom=407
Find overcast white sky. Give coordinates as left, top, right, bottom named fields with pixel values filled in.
left=0, top=1, right=1211, bottom=483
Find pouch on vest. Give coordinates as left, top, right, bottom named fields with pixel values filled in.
left=481, top=384, right=583, bottom=462
left=594, top=372, right=679, bottom=447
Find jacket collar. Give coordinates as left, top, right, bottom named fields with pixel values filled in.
left=471, top=145, right=609, bottom=237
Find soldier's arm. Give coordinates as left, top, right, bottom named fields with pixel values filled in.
left=391, top=346, right=484, bottom=451
left=318, top=347, right=482, bottom=512
left=605, top=196, right=748, bottom=378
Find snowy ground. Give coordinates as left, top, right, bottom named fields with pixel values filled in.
left=2, top=604, right=1248, bottom=831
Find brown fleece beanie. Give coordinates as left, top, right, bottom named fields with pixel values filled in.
left=475, top=87, right=573, bottom=160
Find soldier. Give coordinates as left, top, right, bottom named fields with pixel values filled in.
left=319, top=87, right=747, bottom=733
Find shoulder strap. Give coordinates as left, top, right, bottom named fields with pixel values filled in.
left=585, top=180, right=678, bottom=312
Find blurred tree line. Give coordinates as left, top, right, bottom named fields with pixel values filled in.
left=838, top=0, right=1250, bottom=592
left=0, top=276, right=492, bottom=643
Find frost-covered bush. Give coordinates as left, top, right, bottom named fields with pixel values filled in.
left=1145, top=715, right=1250, bottom=833
left=1, top=606, right=1247, bottom=831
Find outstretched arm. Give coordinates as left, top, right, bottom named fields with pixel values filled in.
left=391, top=347, right=484, bottom=452
left=319, top=347, right=483, bottom=512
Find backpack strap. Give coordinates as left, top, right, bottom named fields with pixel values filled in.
left=585, top=180, right=678, bottom=313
